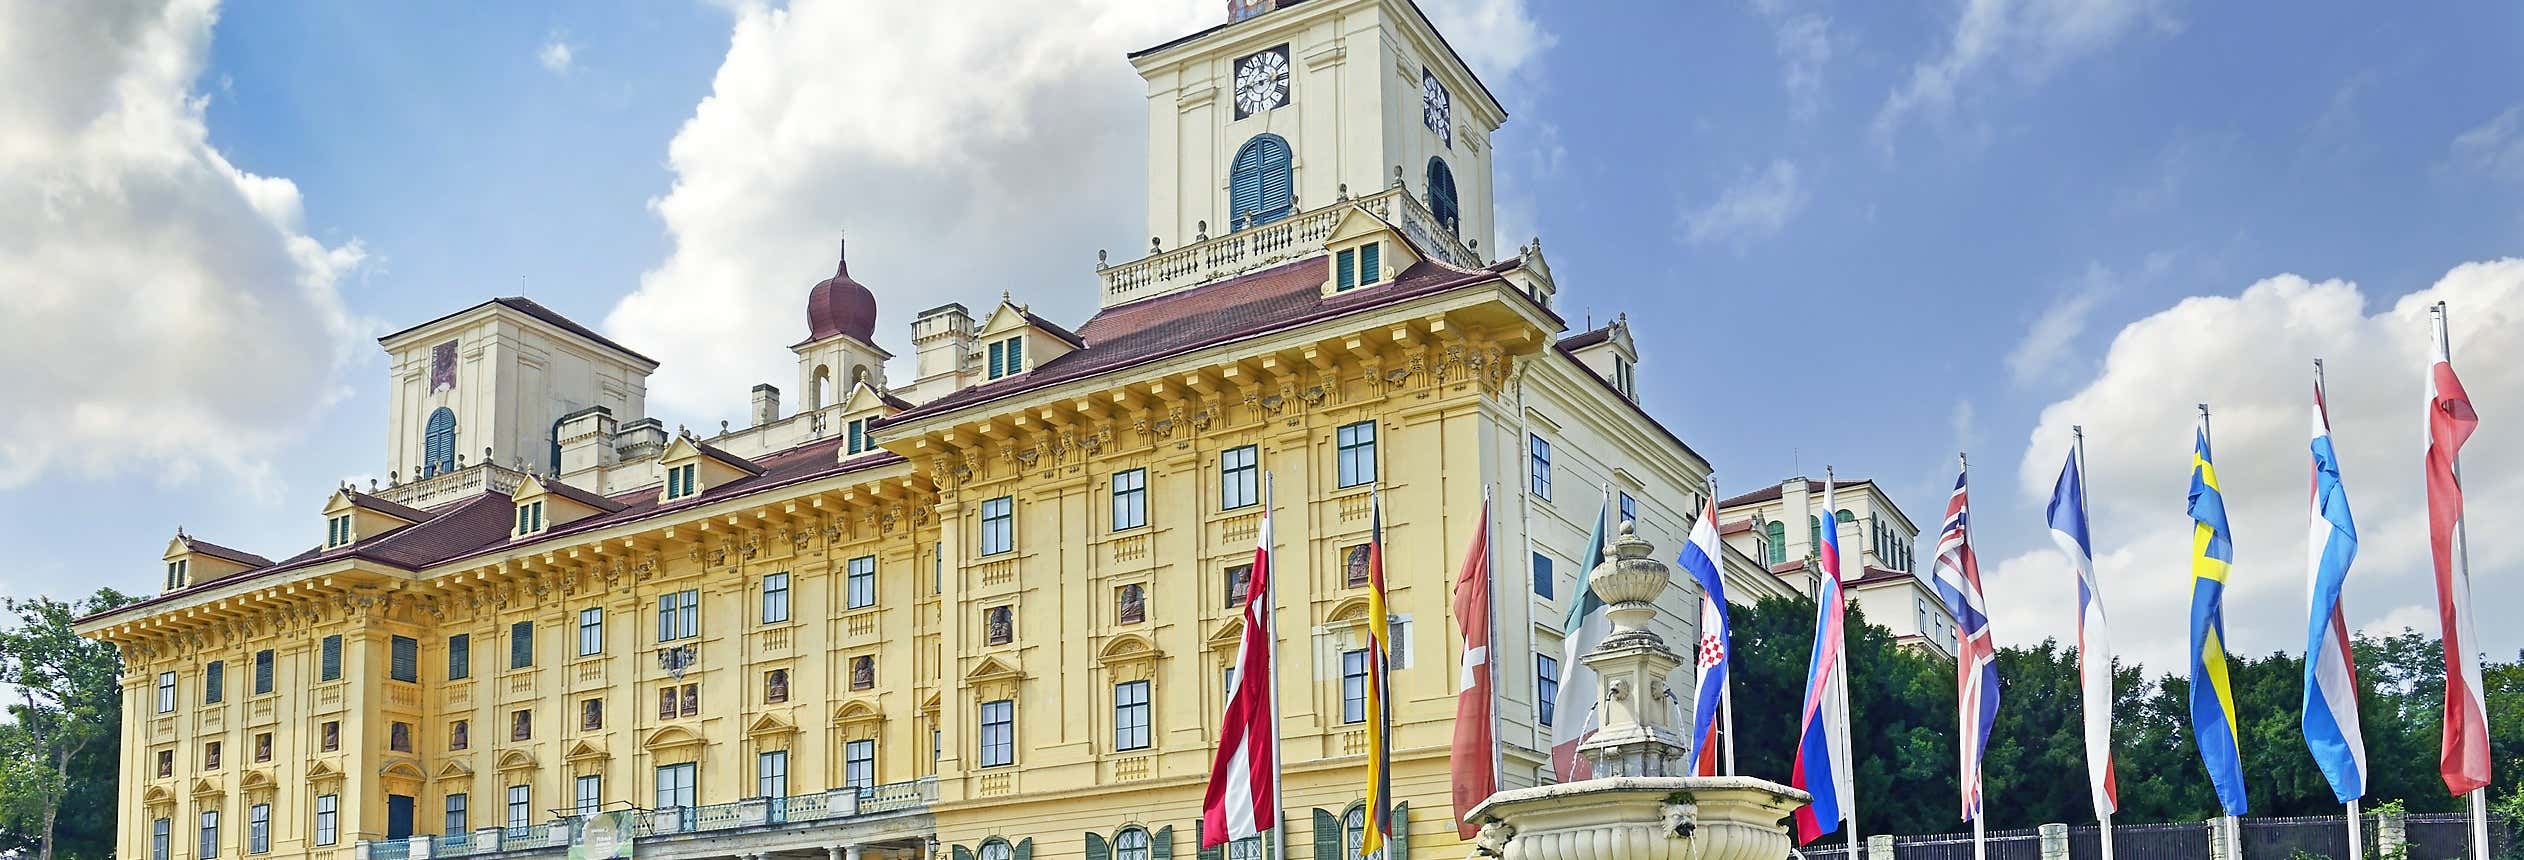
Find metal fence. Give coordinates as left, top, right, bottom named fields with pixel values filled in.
left=354, top=776, right=939, bottom=859
left=2407, top=812, right=2516, bottom=860
left=1893, top=826, right=2044, bottom=860
left=1825, top=811, right=2516, bottom=860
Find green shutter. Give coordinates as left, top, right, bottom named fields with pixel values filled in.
left=1336, top=249, right=1356, bottom=291
left=1388, top=803, right=1408, bottom=860
left=1196, top=822, right=1221, bottom=860
left=1152, top=827, right=1173, bottom=860
left=319, top=635, right=342, bottom=681
left=1086, top=833, right=1110, bottom=860
left=1015, top=838, right=1033, bottom=860
left=989, top=342, right=1005, bottom=378
left=954, top=846, right=975, bottom=860
left=1359, top=243, right=1380, bottom=285
left=1312, top=809, right=1339, bottom=860
left=1007, top=338, right=1024, bottom=372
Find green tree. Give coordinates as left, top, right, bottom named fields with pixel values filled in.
left=0, top=588, right=136, bottom=860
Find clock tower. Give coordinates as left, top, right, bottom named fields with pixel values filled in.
left=1128, top=0, right=1506, bottom=258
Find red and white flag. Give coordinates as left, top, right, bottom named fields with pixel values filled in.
left=2425, top=306, right=2489, bottom=796
left=1449, top=497, right=1498, bottom=838
left=1202, top=483, right=1279, bottom=847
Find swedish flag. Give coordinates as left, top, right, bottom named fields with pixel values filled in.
left=2187, top=417, right=2249, bottom=816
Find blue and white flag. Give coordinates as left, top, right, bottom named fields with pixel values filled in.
left=2303, top=367, right=2366, bottom=803
left=2048, top=446, right=2118, bottom=818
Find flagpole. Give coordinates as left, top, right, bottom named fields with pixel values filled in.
left=2075, top=426, right=2116, bottom=860
left=2436, top=305, right=2491, bottom=860
left=1827, top=466, right=1859, bottom=860
left=2318, top=359, right=2365, bottom=860
left=1961, top=452, right=1986, bottom=860
left=1264, top=473, right=1286, bottom=860
left=1712, top=474, right=1738, bottom=777
left=1483, top=483, right=1502, bottom=803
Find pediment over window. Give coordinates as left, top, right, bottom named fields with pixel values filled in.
left=379, top=759, right=427, bottom=792
left=919, top=689, right=942, bottom=715
left=1097, top=633, right=1158, bottom=666
left=641, top=725, right=705, bottom=752
left=1324, top=595, right=1372, bottom=625
left=963, top=654, right=1024, bottom=684
left=435, top=759, right=474, bottom=782
left=304, top=759, right=343, bottom=782
left=495, top=749, right=539, bottom=773
left=564, top=740, right=608, bottom=763
left=143, top=785, right=175, bottom=806
left=239, top=769, right=274, bottom=791
left=832, top=699, right=884, bottom=726
left=1206, top=618, right=1245, bottom=652
left=190, top=776, right=224, bottom=798
left=747, top=711, right=799, bottom=738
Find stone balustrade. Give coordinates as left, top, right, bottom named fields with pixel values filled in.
left=1098, top=185, right=1484, bottom=308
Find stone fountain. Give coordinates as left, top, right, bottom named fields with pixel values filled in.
left=1464, top=523, right=1809, bottom=860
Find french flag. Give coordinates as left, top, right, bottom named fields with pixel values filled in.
left=1678, top=494, right=1730, bottom=776
left=1791, top=477, right=1854, bottom=844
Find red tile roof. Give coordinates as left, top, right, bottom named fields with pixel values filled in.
left=687, top=438, right=767, bottom=475
left=1557, top=324, right=1615, bottom=351
left=344, top=490, right=435, bottom=523
left=885, top=251, right=1521, bottom=427
left=533, top=477, right=628, bottom=513
left=179, top=537, right=272, bottom=570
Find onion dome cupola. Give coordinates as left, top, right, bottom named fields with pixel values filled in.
left=804, top=240, right=878, bottom=344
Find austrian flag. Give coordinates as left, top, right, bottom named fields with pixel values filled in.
left=1201, top=479, right=1279, bottom=847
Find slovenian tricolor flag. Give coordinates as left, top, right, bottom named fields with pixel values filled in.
left=1679, top=493, right=1730, bottom=776
left=2048, top=446, right=2118, bottom=820
left=1791, top=477, right=1854, bottom=844
left=2303, top=366, right=2366, bottom=804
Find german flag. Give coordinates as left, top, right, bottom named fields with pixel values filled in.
left=1360, top=491, right=1395, bottom=858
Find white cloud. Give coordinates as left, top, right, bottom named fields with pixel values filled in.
left=1680, top=159, right=1807, bottom=248
left=0, top=0, right=366, bottom=493
left=1872, top=0, right=2178, bottom=152
left=538, top=36, right=576, bottom=75
left=608, top=0, right=1547, bottom=419
left=1984, top=260, right=2524, bottom=672
left=1769, top=12, right=1833, bottom=122
left=2005, top=267, right=2107, bottom=385
left=2449, top=105, right=2524, bottom=183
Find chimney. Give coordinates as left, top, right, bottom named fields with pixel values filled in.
left=907, top=303, right=977, bottom=404
left=556, top=406, right=618, bottom=491
left=751, top=384, right=781, bottom=427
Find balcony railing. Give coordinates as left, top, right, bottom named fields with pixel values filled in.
left=1098, top=185, right=1484, bottom=308
left=353, top=778, right=936, bottom=860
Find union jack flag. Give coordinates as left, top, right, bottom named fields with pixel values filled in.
left=1931, top=460, right=2000, bottom=821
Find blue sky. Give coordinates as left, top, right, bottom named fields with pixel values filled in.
left=5, top=0, right=2520, bottom=674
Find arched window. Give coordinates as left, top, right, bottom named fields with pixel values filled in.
left=1808, top=515, right=1820, bottom=551
left=1425, top=157, right=1459, bottom=234
left=1228, top=135, right=1295, bottom=228
left=979, top=840, right=1013, bottom=860
left=423, top=408, right=457, bottom=477
left=1115, top=828, right=1150, bottom=860
left=1837, top=508, right=1856, bottom=523
left=1763, top=521, right=1786, bottom=565
left=809, top=365, right=832, bottom=411
left=1341, top=806, right=1366, bottom=860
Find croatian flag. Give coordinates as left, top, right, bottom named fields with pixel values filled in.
left=2425, top=308, right=2488, bottom=796
left=1791, top=478, right=1854, bottom=844
left=1679, top=494, right=1730, bottom=776
left=1200, top=480, right=1279, bottom=847
left=2048, top=448, right=2118, bottom=819
left=1931, top=462, right=1999, bottom=821
left=2303, top=367, right=2366, bottom=804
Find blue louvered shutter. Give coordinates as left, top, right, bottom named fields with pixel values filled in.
left=1359, top=242, right=1380, bottom=285
left=1426, top=157, right=1458, bottom=233
left=423, top=408, right=457, bottom=476
left=1230, top=136, right=1294, bottom=228
left=1335, top=249, right=1356, bottom=291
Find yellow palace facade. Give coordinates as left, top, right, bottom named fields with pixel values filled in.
left=76, top=5, right=1800, bottom=860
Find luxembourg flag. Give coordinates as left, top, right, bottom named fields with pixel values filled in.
left=1791, top=476, right=1855, bottom=844
left=2303, top=364, right=2366, bottom=804
left=1679, top=493, right=1731, bottom=776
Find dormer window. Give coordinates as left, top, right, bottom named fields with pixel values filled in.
left=165, top=559, right=188, bottom=590
left=515, top=501, right=545, bottom=536
left=1614, top=356, right=1636, bottom=400
left=665, top=464, right=699, bottom=500
left=986, top=336, right=1025, bottom=380
left=846, top=418, right=870, bottom=455
left=1334, top=241, right=1383, bottom=292
left=325, top=514, right=353, bottom=549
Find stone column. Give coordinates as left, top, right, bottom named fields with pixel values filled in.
left=846, top=846, right=865, bottom=860
left=2038, top=824, right=2067, bottom=860
left=473, top=827, right=502, bottom=853
left=2377, top=810, right=2406, bottom=860
left=827, top=846, right=846, bottom=860
left=2205, top=818, right=2230, bottom=860
left=1865, top=834, right=1894, bottom=860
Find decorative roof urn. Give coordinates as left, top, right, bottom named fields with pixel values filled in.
left=1463, top=522, right=1807, bottom=860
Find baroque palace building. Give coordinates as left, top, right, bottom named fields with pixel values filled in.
left=73, top=5, right=1858, bottom=860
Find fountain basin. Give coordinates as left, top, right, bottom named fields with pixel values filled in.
left=1463, top=776, right=1809, bottom=860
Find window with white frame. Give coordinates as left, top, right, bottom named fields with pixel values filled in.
left=844, top=739, right=875, bottom=790
left=516, top=500, right=544, bottom=535
left=1342, top=806, right=1367, bottom=860
left=987, top=336, right=1025, bottom=380
left=657, top=589, right=699, bottom=642
left=1528, top=434, right=1552, bottom=499
left=578, top=608, right=604, bottom=656
left=846, top=418, right=870, bottom=455
left=1113, top=680, right=1151, bottom=751
left=761, top=573, right=791, bottom=623
left=1619, top=492, right=1637, bottom=528
left=1536, top=654, right=1560, bottom=727
left=978, top=699, right=1015, bottom=767
left=152, top=818, right=170, bottom=860
left=1340, top=649, right=1369, bottom=724
left=1336, top=422, right=1377, bottom=488
left=198, top=809, right=219, bottom=859
left=655, top=763, right=696, bottom=810
left=315, top=794, right=339, bottom=845
left=847, top=556, right=877, bottom=609
left=327, top=514, right=352, bottom=548
left=1111, top=468, right=1148, bottom=531
left=758, top=750, right=789, bottom=799
left=248, top=804, right=269, bottom=854
left=979, top=496, right=1014, bottom=556
left=504, top=785, right=528, bottom=829
left=1228, top=836, right=1263, bottom=860
left=444, top=794, right=466, bottom=835
left=156, top=672, right=174, bottom=713
left=980, top=840, right=1014, bottom=860
left=664, top=463, right=699, bottom=500
left=1221, top=445, right=1259, bottom=510
left=574, top=775, right=601, bottom=815
left=1117, top=827, right=1152, bottom=860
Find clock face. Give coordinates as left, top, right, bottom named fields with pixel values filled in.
left=1234, top=46, right=1292, bottom=119
left=1422, top=68, right=1451, bottom=144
